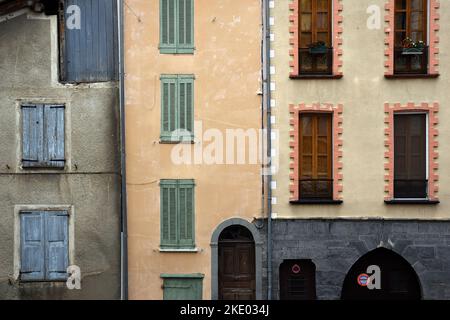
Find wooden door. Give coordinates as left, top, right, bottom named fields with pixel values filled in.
left=280, top=260, right=317, bottom=300
left=218, top=227, right=256, bottom=300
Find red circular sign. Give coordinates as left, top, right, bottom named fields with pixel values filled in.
left=357, top=273, right=369, bottom=287
left=291, top=264, right=301, bottom=274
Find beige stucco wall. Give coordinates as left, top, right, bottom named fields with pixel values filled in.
left=271, top=0, right=450, bottom=219
left=125, top=0, right=262, bottom=299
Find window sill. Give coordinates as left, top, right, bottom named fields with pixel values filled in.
left=159, top=47, right=195, bottom=54
left=290, top=199, right=343, bottom=205
left=159, top=248, right=198, bottom=253
left=384, top=199, right=440, bottom=205
left=385, top=74, right=439, bottom=79
left=290, top=74, right=343, bottom=80
left=159, top=139, right=195, bottom=144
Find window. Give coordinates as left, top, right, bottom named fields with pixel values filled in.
left=160, top=179, right=195, bottom=249
left=280, top=260, right=316, bottom=300
left=20, top=211, right=69, bottom=281
left=160, top=75, right=194, bottom=142
left=394, top=114, right=427, bottom=198
left=58, top=0, right=119, bottom=82
left=394, top=0, right=428, bottom=74
left=299, top=114, right=332, bottom=200
left=161, top=274, right=203, bottom=300
left=160, top=0, right=194, bottom=54
left=298, top=0, right=332, bottom=74
left=22, top=104, right=65, bottom=169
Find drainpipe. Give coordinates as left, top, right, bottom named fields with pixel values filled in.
left=118, top=0, right=128, bottom=301
left=262, top=0, right=273, bottom=300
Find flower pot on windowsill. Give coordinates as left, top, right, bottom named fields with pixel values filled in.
left=308, top=46, right=328, bottom=54
left=402, top=47, right=425, bottom=55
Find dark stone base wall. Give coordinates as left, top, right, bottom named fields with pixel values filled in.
left=256, top=219, right=450, bottom=300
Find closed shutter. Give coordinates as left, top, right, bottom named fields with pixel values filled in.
left=161, top=76, right=178, bottom=141
left=44, top=105, right=65, bottom=168
left=162, top=275, right=203, bottom=300
left=394, top=114, right=427, bottom=198
left=178, top=180, right=195, bottom=247
left=160, top=180, right=195, bottom=248
left=22, top=104, right=44, bottom=168
left=161, top=180, right=178, bottom=247
left=45, top=212, right=69, bottom=280
left=178, top=76, right=194, bottom=136
left=160, top=0, right=177, bottom=51
left=20, top=212, right=45, bottom=281
left=61, top=0, right=118, bottom=82
left=178, top=0, right=194, bottom=49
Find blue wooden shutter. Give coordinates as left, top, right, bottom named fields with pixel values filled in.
left=44, top=105, right=65, bottom=168
left=22, top=104, right=44, bottom=168
left=161, top=76, right=178, bottom=141
left=45, top=212, right=69, bottom=280
left=161, top=180, right=178, bottom=247
left=178, top=180, right=195, bottom=248
left=62, top=0, right=118, bottom=82
left=177, top=76, right=194, bottom=139
left=20, top=212, right=45, bottom=281
left=177, top=0, right=194, bottom=51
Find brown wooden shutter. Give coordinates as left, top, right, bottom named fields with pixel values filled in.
left=299, top=113, right=332, bottom=199
left=394, top=114, right=427, bottom=198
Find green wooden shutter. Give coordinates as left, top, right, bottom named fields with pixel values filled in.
left=160, top=0, right=177, bottom=53
left=178, top=180, right=195, bottom=248
left=177, top=75, right=194, bottom=140
left=22, top=104, right=44, bottom=168
left=20, top=212, right=45, bottom=281
left=161, top=180, right=178, bottom=247
left=160, top=76, right=178, bottom=141
left=160, top=0, right=194, bottom=53
left=44, top=105, right=65, bottom=168
left=161, top=274, right=203, bottom=300
left=177, top=0, right=194, bottom=53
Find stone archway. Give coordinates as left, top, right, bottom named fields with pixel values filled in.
left=341, top=247, right=422, bottom=300
left=211, top=218, right=262, bottom=300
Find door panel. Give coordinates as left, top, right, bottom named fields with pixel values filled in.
left=218, top=237, right=256, bottom=300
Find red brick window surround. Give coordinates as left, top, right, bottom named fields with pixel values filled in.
left=289, top=0, right=343, bottom=78
left=289, top=104, right=343, bottom=201
left=384, top=103, right=439, bottom=201
left=385, top=0, right=440, bottom=76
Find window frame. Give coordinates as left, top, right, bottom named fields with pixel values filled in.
left=160, top=179, right=196, bottom=250
left=393, top=112, right=429, bottom=200
left=298, top=0, right=333, bottom=75
left=18, top=210, right=70, bottom=282
left=393, top=0, right=429, bottom=74
left=160, top=75, right=195, bottom=143
left=159, top=0, right=195, bottom=54
left=298, top=113, right=333, bottom=200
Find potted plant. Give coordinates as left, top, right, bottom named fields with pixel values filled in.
left=308, top=41, right=328, bottom=54
left=401, top=38, right=425, bottom=55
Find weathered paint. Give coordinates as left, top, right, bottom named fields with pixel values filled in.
left=0, top=14, right=121, bottom=299
left=61, top=0, right=119, bottom=83
left=125, top=0, right=262, bottom=299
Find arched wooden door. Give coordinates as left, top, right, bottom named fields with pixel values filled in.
left=218, top=225, right=256, bottom=300
left=341, top=248, right=421, bottom=300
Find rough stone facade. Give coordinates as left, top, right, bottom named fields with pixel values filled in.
left=0, top=14, right=121, bottom=299
left=258, top=219, right=450, bottom=300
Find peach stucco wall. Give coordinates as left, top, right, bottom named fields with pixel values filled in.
left=124, top=0, right=262, bottom=299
